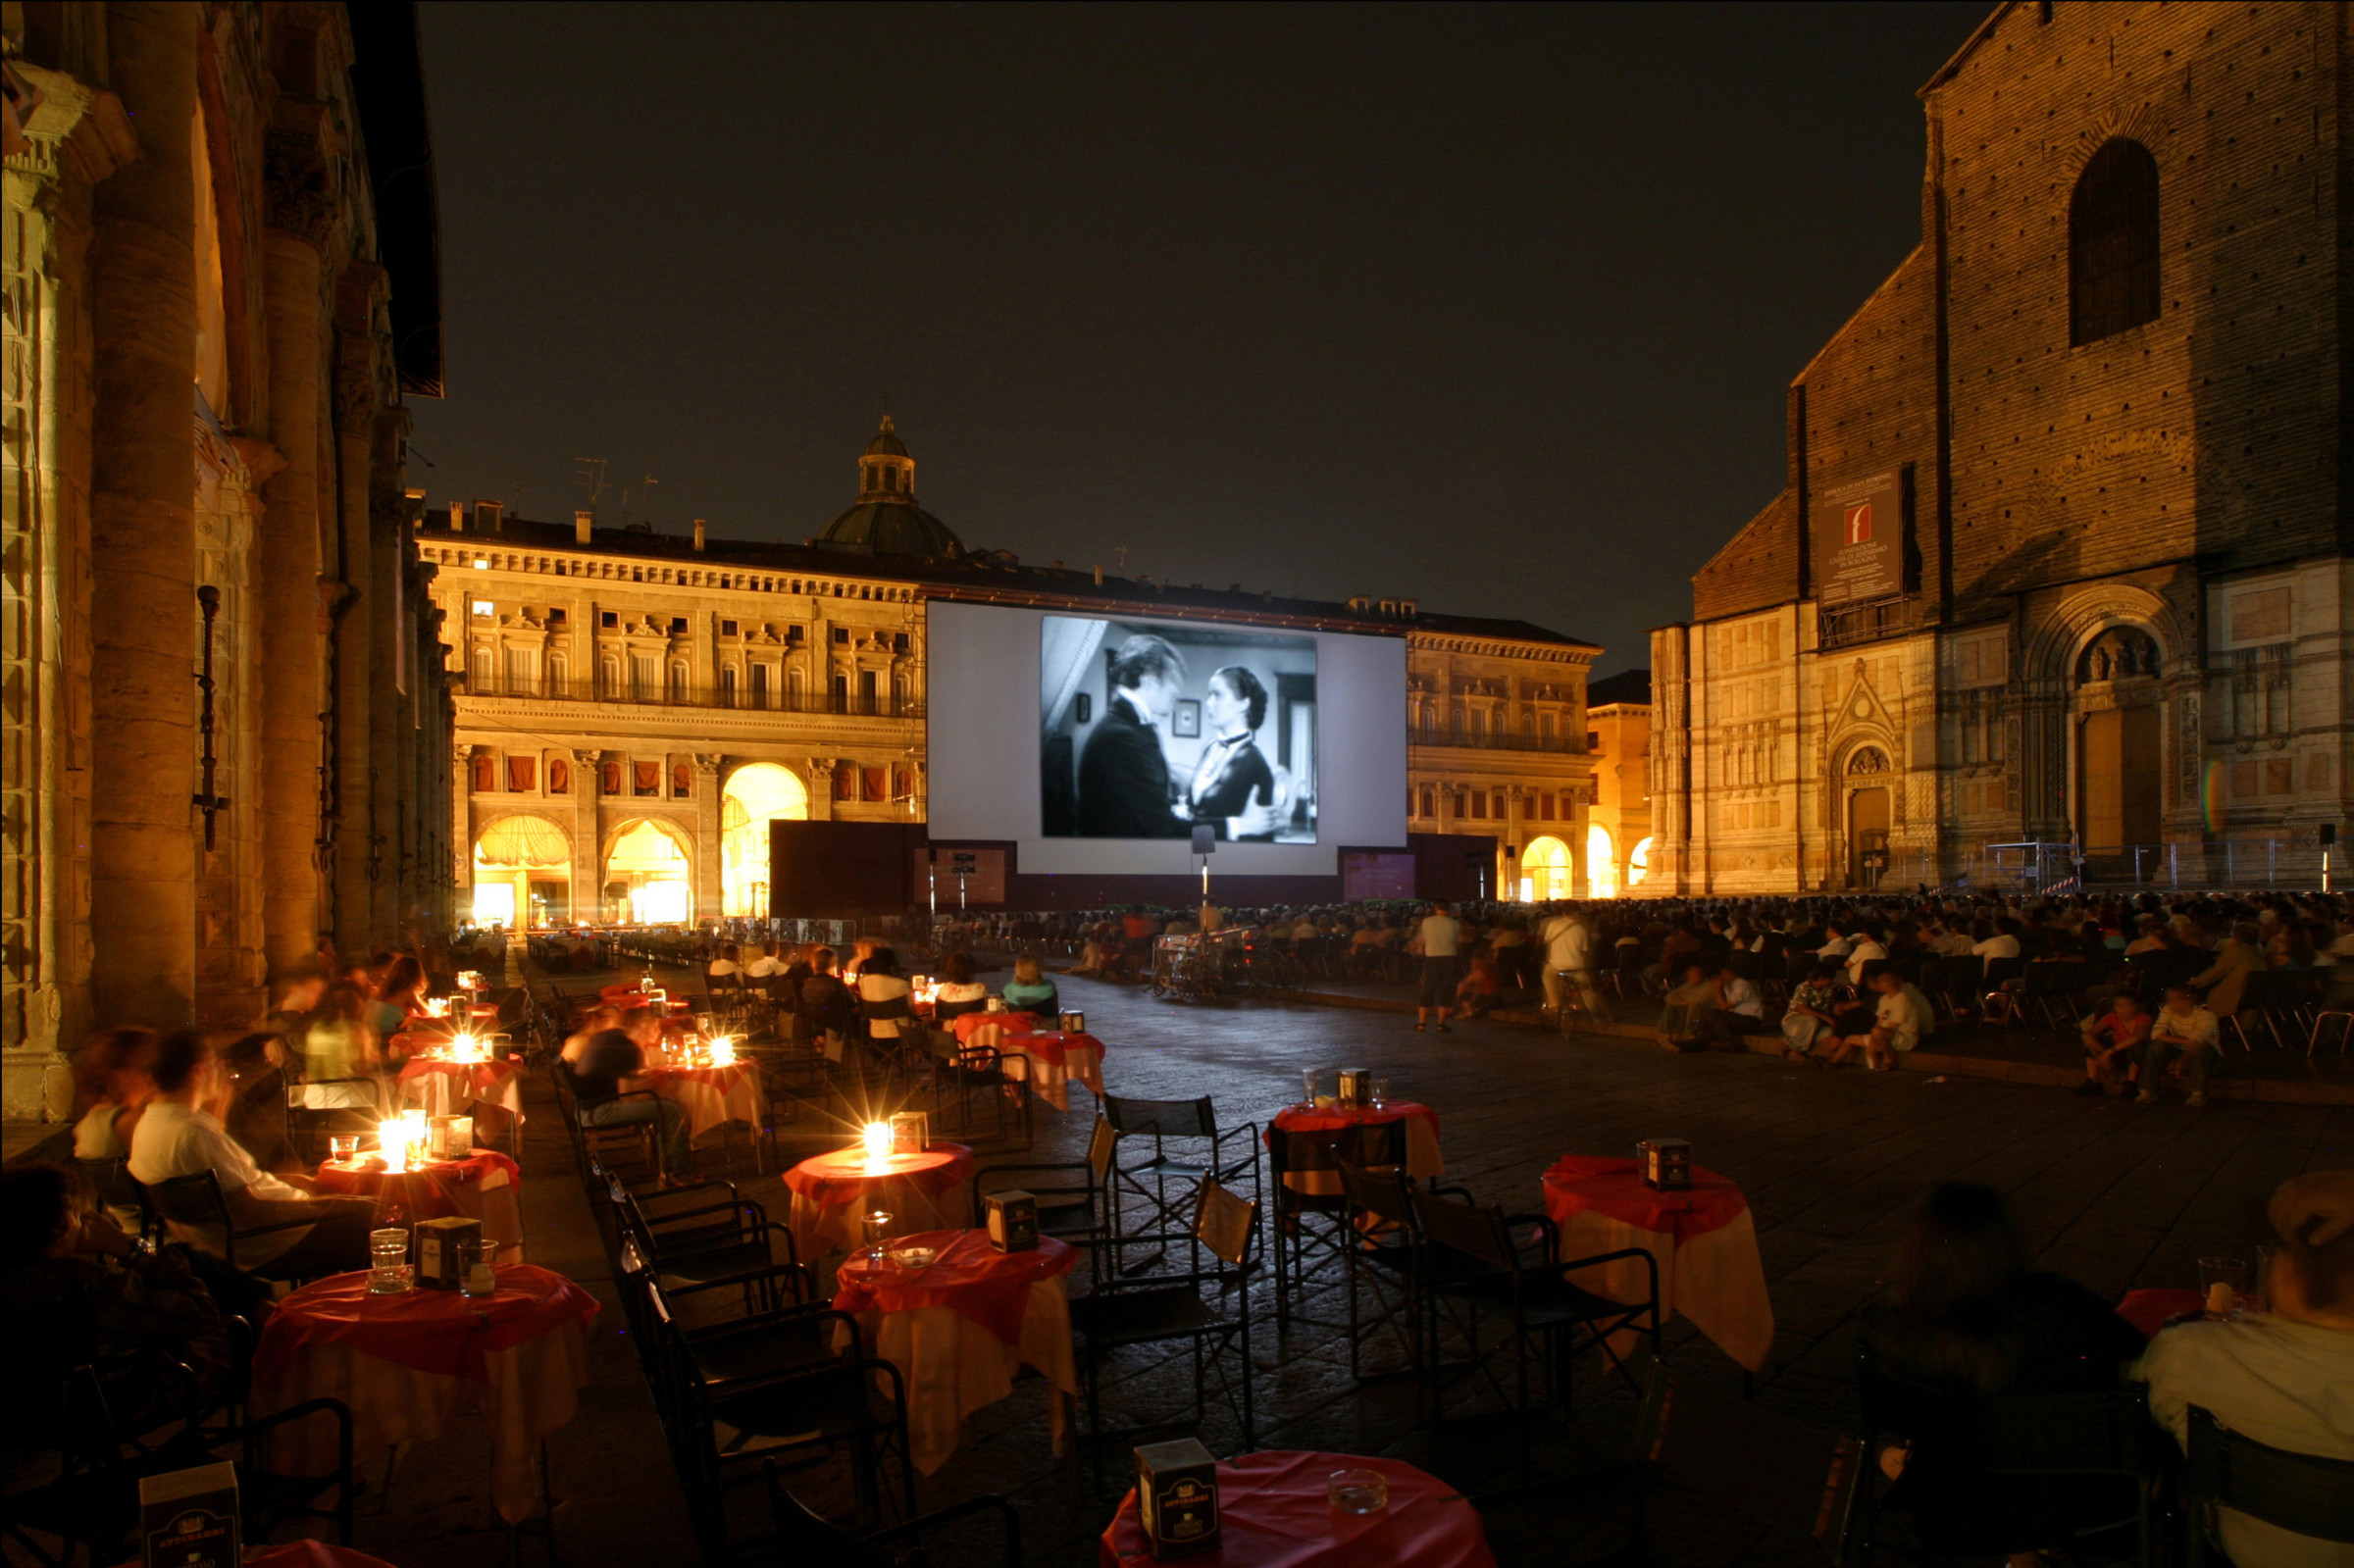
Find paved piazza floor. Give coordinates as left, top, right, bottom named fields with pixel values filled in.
left=353, top=962, right=2349, bottom=1566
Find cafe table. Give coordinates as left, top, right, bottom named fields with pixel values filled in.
left=2117, top=1287, right=2210, bottom=1338
left=314, top=1151, right=525, bottom=1263
left=111, top=1545, right=403, bottom=1568
left=395, top=1050, right=526, bottom=1131
left=247, top=1264, right=599, bottom=1525
left=1100, top=1449, right=1496, bottom=1567
left=636, top=1056, right=763, bottom=1141
left=1266, top=1100, right=1445, bottom=1195
left=1540, top=1153, right=1774, bottom=1374
left=831, top=1229, right=1078, bottom=1475
left=783, top=1143, right=976, bottom=1268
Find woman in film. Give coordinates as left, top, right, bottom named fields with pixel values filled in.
left=1183, top=665, right=1282, bottom=841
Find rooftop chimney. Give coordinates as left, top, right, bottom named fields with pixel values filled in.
left=448, top=500, right=465, bottom=532
left=574, top=509, right=593, bottom=545
left=692, top=518, right=706, bottom=552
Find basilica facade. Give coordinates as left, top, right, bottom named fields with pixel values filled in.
left=3, top=3, right=451, bottom=1115
left=429, top=421, right=1602, bottom=924
left=1649, top=0, right=2349, bottom=895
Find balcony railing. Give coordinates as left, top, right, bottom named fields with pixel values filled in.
left=1817, top=595, right=1921, bottom=651
left=1409, top=731, right=1585, bottom=755
left=457, top=674, right=923, bottom=718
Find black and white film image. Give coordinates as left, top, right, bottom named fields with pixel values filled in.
left=1041, top=616, right=1317, bottom=842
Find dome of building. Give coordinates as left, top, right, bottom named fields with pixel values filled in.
left=814, top=415, right=962, bottom=557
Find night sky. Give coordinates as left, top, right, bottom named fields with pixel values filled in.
left=408, top=1, right=1990, bottom=676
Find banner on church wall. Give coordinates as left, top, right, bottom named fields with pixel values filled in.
left=1812, top=471, right=1903, bottom=607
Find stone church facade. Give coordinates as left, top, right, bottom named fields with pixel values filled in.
left=1650, top=0, right=2349, bottom=895
left=3, top=3, right=451, bottom=1115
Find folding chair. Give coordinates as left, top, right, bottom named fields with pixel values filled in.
left=1067, top=1179, right=1258, bottom=1488
left=1267, top=1115, right=1407, bottom=1331
left=1100, top=1094, right=1260, bottom=1274
left=2184, top=1403, right=2354, bottom=1567
left=970, top=1118, right=1115, bottom=1288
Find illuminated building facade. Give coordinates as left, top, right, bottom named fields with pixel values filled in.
left=4, top=3, right=451, bottom=1114
left=1649, top=1, right=2350, bottom=893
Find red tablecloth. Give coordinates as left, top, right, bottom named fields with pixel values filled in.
left=987, top=1030, right=1106, bottom=1112
left=314, top=1153, right=525, bottom=1262
left=784, top=1144, right=976, bottom=1270
left=1267, top=1101, right=1446, bottom=1191
left=253, top=1264, right=598, bottom=1386
left=953, top=1010, right=1037, bottom=1044
left=397, top=1054, right=524, bottom=1111
left=2118, top=1288, right=2207, bottom=1338
left=112, top=1544, right=403, bottom=1568
left=637, top=1060, right=762, bottom=1139
left=786, top=1144, right=975, bottom=1210
left=1100, top=1449, right=1496, bottom=1567
left=1541, top=1154, right=1773, bottom=1373
left=835, top=1230, right=1076, bottom=1345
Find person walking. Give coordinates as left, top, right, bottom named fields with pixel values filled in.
left=1539, top=906, right=1604, bottom=1025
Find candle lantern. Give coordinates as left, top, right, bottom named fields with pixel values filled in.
left=1637, top=1138, right=1693, bottom=1191
left=1336, top=1068, right=1373, bottom=1110
left=1135, top=1439, right=1221, bottom=1558
left=985, top=1189, right=1038, bottom=1252
left=414, top=1215, right=484, bottom=1290
left=1059, top=1010, right=1087, bottom=1034
left=429, top=1115, right=474, bottom=1159
left=890, top=1111, right=929, bottom=1155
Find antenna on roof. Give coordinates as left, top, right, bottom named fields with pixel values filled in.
left=573, top=457, right=608, bottom=514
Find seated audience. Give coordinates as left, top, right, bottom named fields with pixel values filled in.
left=2078, top=990, right=2154, bottom=1097
left=1862, top=1182, right=2147, bottom=1566
left=1828, top=967, right=1933, bottom=1070
left=796, top=946, right=862, bottom=1056
left=856, top=946, right=915, bottom=1044
left=930, top=951, right=990, bottom=1023
left=2140, top=1171, right=2354, bottom=1568
left=1693, top=956, right=1766, bottom=1051
left=2187, top=923, right=2268, bottom=1020
left=1657, top=961, right=1717, bottom=1050
left=127, top=1032, right=376, bottom=1280
left=561, top=1007, right=691, bottom=1180
left=1780, top=961, right=1844, bottom=1063
left=71, top=1028, right=157, bottom=1166
left=1000, top=954, right=1060, bottom=1018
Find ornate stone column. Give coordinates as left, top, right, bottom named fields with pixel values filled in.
left=257, top=128, right=333, bottom=981
left=571, top=749, right=603, bottom=923
left=87, top=3, right=200, bottom=1026
left=329, top=263, right=386, bottom=950
left=692, top=754, right=724, bottom=920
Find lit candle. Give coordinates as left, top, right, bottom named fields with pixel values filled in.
left=378, top=1118, right=410, bottom=1174
left=707, top=1037, right=736, bottom=1067
left=861, top=1121, right=893, bottom=1167
left=452, top=1033, right=482, bottom=1062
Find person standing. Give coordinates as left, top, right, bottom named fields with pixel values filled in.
left=1539, top=906, right=1603, bottom=1024
left=1416, top=901, right=1462, bottom=1034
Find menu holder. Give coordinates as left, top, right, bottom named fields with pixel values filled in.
left=415, top=1215, right=484, bottom=1290
left=1336, top=1067, right=1373, bottom=1109
left=985, top=1189, right=1039, bottom=1252
left=1637, top=1138, right=1693, bottom=1190
left=1134, top=1439, right=1220, bottom=1558
left=140, top=1461, right=238, bottom=1568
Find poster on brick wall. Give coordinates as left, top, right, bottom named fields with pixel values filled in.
left=1812, top=471, right=1903, bottom=607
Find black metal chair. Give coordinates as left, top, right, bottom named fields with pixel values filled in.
left=762, top=1464, right=1022, bottom=1567
left=1936, top=954, right=1984, bottom=1020
left=129, top=1169, right=345, bottom=1283
left=1101, top=1094, right=1260, bottom=1273
left=1856, top=1351, right=2161, bottom=1568
left=1411, top=1189, right=1659, bottom=1445
left=1331, top=1158, right=1487, bottom=1404
left=284, top=1074, right=389, bottom=1165
left=1067, top=1178, right=1258, bottom=1487
left=1267, top=1115, right=1407, bottom=1331
left=2184, top=1403, right=2354, bottom=1566
left=970, top=1118, right=1116, bottom=1286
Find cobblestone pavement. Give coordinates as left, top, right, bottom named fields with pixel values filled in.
left=530, top=962, right=2350, bottom=1566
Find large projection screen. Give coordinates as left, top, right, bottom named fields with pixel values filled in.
left=927, top=600, right=1407, bottom=877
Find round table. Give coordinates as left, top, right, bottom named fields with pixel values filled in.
left=1100, top=1449, right=1497, bottom=1567
left=395, top=1054, right=526, bottom=1133
left=2117, top=1287, right=2208, bottom=1338
left=956, top=1022, right=1105, bottom=1112
left=832, top=1229, right=1079, bottom=1475
left=783, top=1144, right=976, bottom=1268
left=1267, top=1102, right=1445, bottom=1195
left=112, top=1545, right=402, bottom=1568
left=248, top=1263, right=598, bottom=1525
left=1540, top=1154, right=1774, bottom=1374
left=314, top=1152, right=525, bottom=1263
left=637, top=1060, right=762, bottom=1141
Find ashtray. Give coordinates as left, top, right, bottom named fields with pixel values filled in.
left=1327, top=1467, right=1387, bottom=1514
left=891, top=1245, right=939, bottom=1271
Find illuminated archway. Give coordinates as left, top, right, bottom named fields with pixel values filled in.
left=605, top=819, right=693, bottom=925
left=472, top=813, right=571, bottom=928
left=722, top=763, right=811, bottom=916
left=1522, top=835, right=1571, bottom=902
left=1584, top=825, right=1617, bottom=898
left=1628, top=835, right=1655, bottom=889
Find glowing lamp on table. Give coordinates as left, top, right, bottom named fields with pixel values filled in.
left=706, top=1037, right=737, bottom=1068
left=860, top=1121, right=894, bottom=1169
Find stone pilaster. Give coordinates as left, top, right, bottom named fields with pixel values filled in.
left=692, top=755, right=724, bottom=920
left=87, top=2, right=201, bottom=1027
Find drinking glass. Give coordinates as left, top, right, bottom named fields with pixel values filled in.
left=329, top=1134, right=360, bottom=1165
left=861, top=1210, right=894, bottom=1263
left=457, top=1238, right=493, bottom=1299
left=1301, top=1069, right=1318, bottom=1108
left=1327, top=1468, right=1387, bottom=1514
left=1370, top=1078, right=1391, bottom=1110
left=368, top=1228, right=412, bottom=1293
left=2198, top=1255, right=2252, bottom=1317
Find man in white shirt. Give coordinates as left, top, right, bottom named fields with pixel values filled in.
left=129, top=1034, right=374, bottom=1277
left=1971, top=925, right=2022, bottom=962
left=1538, top=908, right=1603, bottom=1023
left=1843, top=928, right=1890, bottom=987
left=1694, top=958, right=1767, bottom=1050
left=1416, top=901, right=1462, bottom=1034
left=743, top=941, right=780, bottom=979
left=2139, top=985, right=2219, bottom=1106
left=2139, top=1171, right=2354, bottom=1568
left=1815, top=923, right=1854, bottom=960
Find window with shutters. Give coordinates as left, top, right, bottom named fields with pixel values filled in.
left=2069, top=139, right=2160, bottom=345
left=631, top=656, right=656, bottom=701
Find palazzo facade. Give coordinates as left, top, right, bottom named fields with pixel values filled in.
left=1650, top=0, right=2350, bottom=894
left=431, top=423, right=1601, bottom=923
left=3, top=2, right=451, bottom=1115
